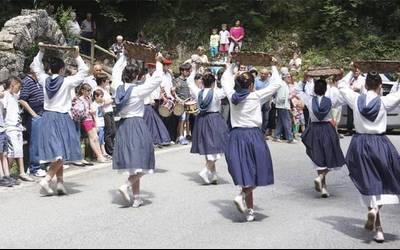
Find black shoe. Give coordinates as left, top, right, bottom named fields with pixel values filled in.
left=0, top=178, right=13, bottom=187
left=186, top=135, right=192, bottom=141
left=4, top=177, right=20, bottom=186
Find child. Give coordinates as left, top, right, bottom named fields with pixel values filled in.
left=338, top=71, right=400, bottom=243
left=221, top=58, right=282, bottom=222
left=210, top=29, right=220, bottom=59
left=296, top=79, right=346, bottom=198
left=3, top=77, right=34, bottom=183
left=188, top=65, right=229, bottom=185
left=219, top=24, right=230, bottom=58
left=93, top=89, right=108, bottom=158
left=31, top=44, right=89, bottom=196
left=114, top=54, right=164, bottom=208
left=0, top=83, right=13, bottom=187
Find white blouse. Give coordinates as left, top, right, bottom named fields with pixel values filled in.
left=31, top=51, right=89, bottom=113
left=118, top=62, right=163, bottom=118
left=338, top=82, right=400, bottom=134
left=187, top=71, right=226, bottom=113
left=222, top=65, right=283, bottom=128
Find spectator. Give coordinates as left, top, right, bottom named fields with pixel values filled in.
left=66, top=11, right=81, bottom=46
left=274, top=71, right=296, bottom=143
left=255, top=68, right=272, bottom=138
left=85, top=64, right=104, bottom=90
left=109, top=35, right=124, bottom=59
left=19, top=70, right=47, bottom=177
left=80, top=13, right=97, bottom=55
left=76, top=84, right=107, bottom=163
left=95, top=73, right=116, bottom=156
left=229, top=19, right=245, bottom=54
left=289, top=52, right=302, bottom=72
left=92, top=89, right=108, bottom=158
left=136, top=31, right=149, bottom=45
left=219, top=24, right=230, bottom=58
left=3, top=77, right=34, bottom=182
left=210, top=29, right=220, bottom=59
left=0, top=82, right=12, bottom=187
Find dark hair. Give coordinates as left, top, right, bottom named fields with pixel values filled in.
left=179, top=63, right=192, bottom=74
left=49, top=57, right=65, bottom=74
left=202, top=73, right=215, bottom=88
left=195, top=73, right=203, bottom=81
left=366, top=72, right=382, bottom=91
left=5, top=76, right=22, bottom=90
left=122, top=64, right=140, bottom=83
left=314, top=79, right=328, bottom=96
left=217, top=68, right=226, bottom=81
left=96, top=73, right=109, bottom=86
left=93, top=89, right=104, bottom=101
left=78, top=83, right=92, bottom=97
left=235, top=72, right=254, bottom=91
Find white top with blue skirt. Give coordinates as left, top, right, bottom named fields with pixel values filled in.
left=30, top=51, right=89, bottom=163
left=339, top=82, right=400, bottom=208
left=221, top=65, right=283, bottom=188
left=296, top=86, right=346, bottom=170
left=187, top=70, right=229, bottom=161
left=112, top=62, right=164, bottom=175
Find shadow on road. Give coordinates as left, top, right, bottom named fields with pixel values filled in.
left=318, top=216, right=399, bottom=244
left=109, top=190, right=155, bottom=208
left=210, top=200, right=269, bottom=223
left=181, top=172, right=230, bottom=186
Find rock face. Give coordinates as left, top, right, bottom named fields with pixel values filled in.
left=0, top=9, right=65, bottom=82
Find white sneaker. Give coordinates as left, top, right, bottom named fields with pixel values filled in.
left=365, top=208, right=378, bottom=232
left=39, top=179, right=54, bottom=196
left=199, top=168, right=211, bottom=185
left=321, top=188, right=330, bottom=198
left=56, top=182, right=68, bottom=196
left=132, top=199, right=144, bottom=208
left=63, top=165, right=70, bottom=170
left=119, top=184, right=131, bottom=203
left=19, top=173, right=35, bottom=182
left=234, top=193, right=247, bottom=214
left=246, top=209, right=256, bottom=222
left=314, top=176, right=323, bottom=193
left=374, top=228, right=385, bottom=243
left=34, top=169, right=47, bottom=178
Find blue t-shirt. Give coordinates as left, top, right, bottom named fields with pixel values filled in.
left=255, top=77, right=270, bottom=91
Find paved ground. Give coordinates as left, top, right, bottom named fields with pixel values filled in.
left=0, top=137, right=400, bottom=249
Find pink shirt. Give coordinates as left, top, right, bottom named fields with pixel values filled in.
left=230, top=27, right=245, bottom=42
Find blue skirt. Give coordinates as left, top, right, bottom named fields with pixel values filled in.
left=38, top=111, right=82, bottom=163
left=191, top=112, right=229, bottom=156
left=301, top=122, right=346, bottom=169
left=346, top=134, right=400, bottom=196
left=143, top=105, right=171, bottom=145
left=225, top=128, right=274, bottom=187
left=113, top=117, right=155, bottom=171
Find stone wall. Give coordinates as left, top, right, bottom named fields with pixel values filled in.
left=0, top=9, right=65, bottom=82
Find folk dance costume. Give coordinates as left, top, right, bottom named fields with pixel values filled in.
left=31, top=51, right=89, bottom=195
left=113, top=61, right=164, bottom=208
left=187, top=69, right=229, bottom=185
left=143, top=94, right=171, bottom=147
left=221, top=64, right=283, bottom=221
left=296, top=82, right=346, bottom=198
left=338, top=77, right=400, bottom=243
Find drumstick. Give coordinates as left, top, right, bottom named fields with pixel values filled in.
left=38, top=42, right=77, bottom=52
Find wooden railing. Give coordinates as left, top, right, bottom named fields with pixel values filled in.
left=78, top=35, right=117, bottom=67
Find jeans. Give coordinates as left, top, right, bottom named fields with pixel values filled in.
left=210, top=46, right=219, bottom=57
left=261, top=102, right=271, bottom=134
left=29, top=116, right=42, bottom=173
left=275, top=108, right=293, bottom=141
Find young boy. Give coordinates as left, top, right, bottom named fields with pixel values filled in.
left=0, top=82, right=13, bottom=187
left=3, top=77, right=34, bottom=182
left=219, top=24, right=230, bottom=58
left=210, top=29, right=220, bottom=59
left=93, top=89, right=108, bottom=158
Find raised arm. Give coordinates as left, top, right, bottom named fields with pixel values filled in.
left=187, top=63, right=201, bottom=98
left=64, top=52, right=89, bottom=88
left=133, top=61, right=163, bottom=100
left=338, top=81, right=359, bottom=110
left=111, top=53, right=128, bottom=92
left=221, top=64, right=235, bottom=101
left=30, top=51, right=49, bottom=86
left=294, top=81, right=312, bottom=105
left=255, top=66, right=283, bottom=101
left=382, top=91, right=400, bottom=112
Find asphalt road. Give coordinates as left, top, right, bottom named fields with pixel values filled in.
left=0, top=137, right=399, bottom=249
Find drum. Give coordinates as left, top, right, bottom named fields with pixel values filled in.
left=185, top=101, right=198, bottom=114
left=159, top=100, right=174, bottom=118
left=173, top=102, right=185, bottom=116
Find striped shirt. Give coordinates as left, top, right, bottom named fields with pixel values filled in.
left=20, top=75, right=44, bottom=115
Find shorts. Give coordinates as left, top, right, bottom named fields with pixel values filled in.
left=220, top=44, right=229, bottom=53
left=0, top=132, right=9, bottom=154
left=98, top=126, right=105, bottom=145
left=7, top=130, right=23, bottom=158
left=82, top=119, right=96, bottom=133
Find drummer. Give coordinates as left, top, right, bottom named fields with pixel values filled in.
left=173, top=63, right=193, bottom=145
